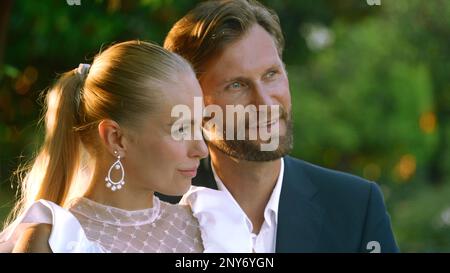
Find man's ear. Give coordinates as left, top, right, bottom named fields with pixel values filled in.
left=98, top=119, right=126, bottom=157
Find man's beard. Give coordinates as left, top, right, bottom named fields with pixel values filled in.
left=205, top=107, right=294, bottom=161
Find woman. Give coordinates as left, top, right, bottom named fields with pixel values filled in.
left=0, top=40, right=210, bottom=253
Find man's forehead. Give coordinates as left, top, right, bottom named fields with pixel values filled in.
left=221, top=26, right=278, bottom=60
left=202, top=27, right=281, bottom=79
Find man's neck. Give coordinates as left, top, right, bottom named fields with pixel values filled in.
left=209, top=145, right=282, bottom=233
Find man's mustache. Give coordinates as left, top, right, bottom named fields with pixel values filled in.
left=201, top=104, right=290, bottom=131
left=245, top=105, right=289, bottom=129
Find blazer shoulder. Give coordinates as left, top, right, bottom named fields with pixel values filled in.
left=282, top=156, right=396, bottom=252
left=284, top=156, right=375, bottom=201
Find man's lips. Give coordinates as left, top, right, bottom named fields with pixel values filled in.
left=247, top=118, right=281, bottom=129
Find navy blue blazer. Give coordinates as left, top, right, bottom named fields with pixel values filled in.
left=157, top=156, right=399, bottom=253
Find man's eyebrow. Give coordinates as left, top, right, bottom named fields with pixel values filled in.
left=218, top=64, right=283, bottom=86
left=264, top=64, right=282, bottom=73
left=219, top=76, right=249, bottom=86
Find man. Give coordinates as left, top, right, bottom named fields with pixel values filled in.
left=159, top=0, right=399, bottom=253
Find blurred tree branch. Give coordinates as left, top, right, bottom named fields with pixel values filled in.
left=0, top=0, right=13, bottom=68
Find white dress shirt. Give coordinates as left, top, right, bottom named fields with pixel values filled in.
left=211, top=158, right=284, bottom=253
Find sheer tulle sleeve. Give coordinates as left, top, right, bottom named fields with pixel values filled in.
left=180, top=186, right=253, bottom=253
left=0, top=200, right=104, bottom=253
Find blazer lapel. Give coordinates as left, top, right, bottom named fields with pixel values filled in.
left=276, top=156, right=324, bottom=253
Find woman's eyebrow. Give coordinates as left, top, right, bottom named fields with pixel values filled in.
left=167, top=117, right=195, bottom=127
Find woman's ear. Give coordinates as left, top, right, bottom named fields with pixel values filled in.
left=98, top=119, right=126, bottom=157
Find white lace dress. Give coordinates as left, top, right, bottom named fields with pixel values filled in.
left=0, top=187, right=253, bottom=253
left=67, top=197, right=203, bottom=253
left=0, top=196, right=203, bottom=253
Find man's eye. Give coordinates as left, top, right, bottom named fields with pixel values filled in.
left=228, top=82, right=242, bottom=90
left=266, top=70, right=278, bottom=79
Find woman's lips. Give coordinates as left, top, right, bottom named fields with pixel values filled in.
left=178, top=168, right=198, bottom=178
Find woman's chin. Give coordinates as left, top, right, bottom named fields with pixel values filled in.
left=160, top=182, right=192, bottom=197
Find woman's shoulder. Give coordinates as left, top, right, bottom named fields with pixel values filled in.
left=0, top=199, right=104, bottom=253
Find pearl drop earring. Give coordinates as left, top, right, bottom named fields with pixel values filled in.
left=105, top=150, right=125, bottom=191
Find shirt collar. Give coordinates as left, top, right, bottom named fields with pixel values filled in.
left=211, top=158, right=285, bottom=229
left=265, top=157, right=284, bottom=227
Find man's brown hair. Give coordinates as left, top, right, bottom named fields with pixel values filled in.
left=164, top=0, right=285, bottom=76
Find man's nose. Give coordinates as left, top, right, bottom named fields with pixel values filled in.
left=253, top=82, right=276, bottom=107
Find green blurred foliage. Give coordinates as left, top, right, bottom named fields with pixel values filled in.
left=0, top=0, right=449, bottom=252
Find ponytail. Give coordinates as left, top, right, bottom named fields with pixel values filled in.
left=5, top=69, right=84, bottom=226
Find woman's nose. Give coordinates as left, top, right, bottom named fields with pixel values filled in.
left=190, top=139, right=209, bottom=159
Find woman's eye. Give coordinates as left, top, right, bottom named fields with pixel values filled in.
left=178, top=126, right=187, bottom=134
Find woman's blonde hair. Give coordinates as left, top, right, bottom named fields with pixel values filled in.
left=4, top=40, right=193, bottom=227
